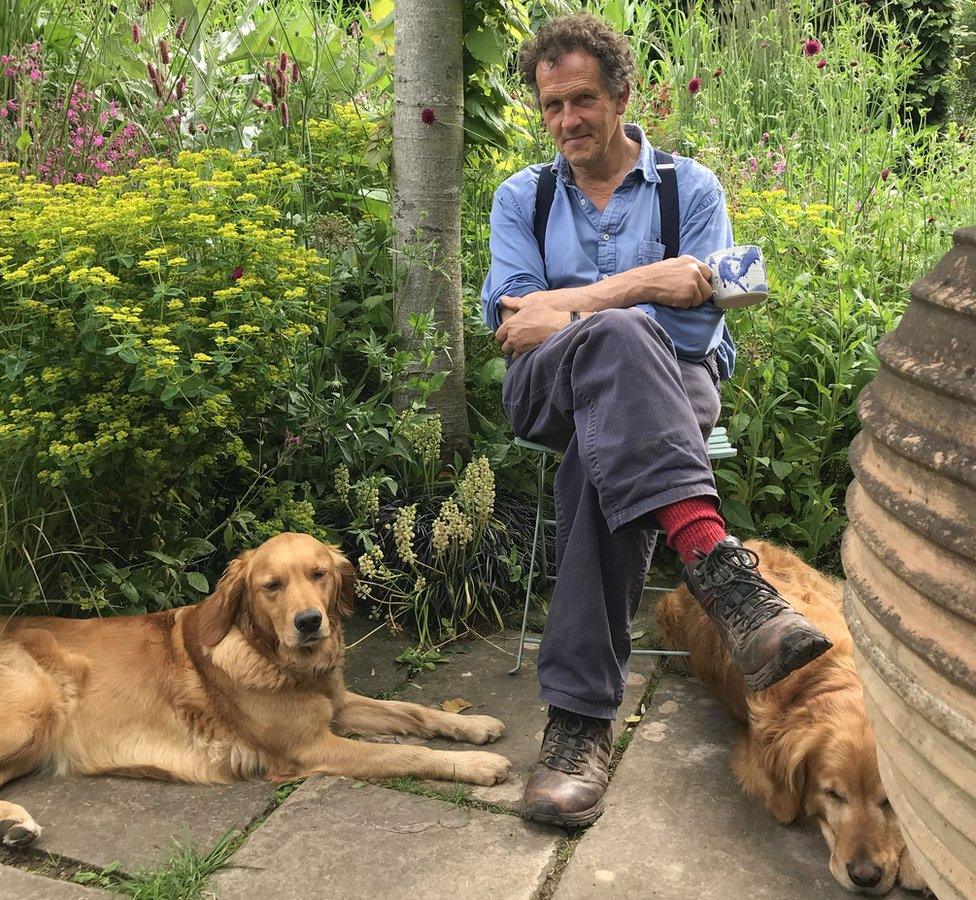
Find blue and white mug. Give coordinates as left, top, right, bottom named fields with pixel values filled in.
left=706, top=244, right=769, bottom=309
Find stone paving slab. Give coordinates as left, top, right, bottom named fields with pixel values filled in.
left=0, top=865, right=112, bottom=899
left=0, top=775, right=275, bottom=872
left=213, top=776, right=561, bottom=900
left=342, top=616, right=413, bottom=698
left=394, top=628, right=660, bottom=810
left=556, top=675, right=912, bottom=899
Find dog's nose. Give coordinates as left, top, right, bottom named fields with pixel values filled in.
left=294, top=609, right=323, bottom=634
left=847, top=859, right=883, bottom=889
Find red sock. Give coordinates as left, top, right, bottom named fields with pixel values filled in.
left=654, top=497, right=727, bottom=564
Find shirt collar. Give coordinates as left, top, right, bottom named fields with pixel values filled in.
left=550, top=123, right=661, bottom=185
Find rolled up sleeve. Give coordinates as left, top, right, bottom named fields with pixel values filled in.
left=679, top=176, right=734, bottom=262
left=481, top=184, right=549, bottom=332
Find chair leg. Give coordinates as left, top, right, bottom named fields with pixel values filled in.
left=509, top=452, right=548, bottom=675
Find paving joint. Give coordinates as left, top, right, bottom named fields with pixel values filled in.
left=533, top=671, right=665, bottom=899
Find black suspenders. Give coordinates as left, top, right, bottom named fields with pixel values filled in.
left=533, top=150, right=680, bottom=277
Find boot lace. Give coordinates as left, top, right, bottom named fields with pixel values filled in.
left=698, top=543, right=786, bottom=632
left=541, top=712, right=604, bottom=776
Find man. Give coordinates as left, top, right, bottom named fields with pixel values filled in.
left=482, top=14, right=832, bottom=829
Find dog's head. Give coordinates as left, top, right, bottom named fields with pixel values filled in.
left=746, top=682, right=919, bottom=895
left=196, top=533, right=355, bottom=668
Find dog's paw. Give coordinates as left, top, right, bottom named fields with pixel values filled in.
left=897, top=846, right=930, bottom=894
left=456, top=714, right=505, bottom=745
left=0, top=809, right=42, bottom=848
left=457, top=751, right=512, bottom=786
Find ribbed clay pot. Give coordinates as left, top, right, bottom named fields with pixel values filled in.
left=843, top=226, right=976, bottom=900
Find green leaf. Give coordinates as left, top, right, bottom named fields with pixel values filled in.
left=186, top=571, right=210, bottom=593
left=16, top=131, right=30, bottom=152
left=480, top=358, right=507, bottom=384
left=465, top=27, right=506, bottom=66
left=721, top=498, right=756, bottom=533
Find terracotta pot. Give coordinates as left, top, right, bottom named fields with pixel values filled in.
left=843, top=226, right=976, bottom=900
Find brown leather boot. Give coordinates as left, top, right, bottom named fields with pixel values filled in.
left=520, top=707, right=612, bottom=828
left=684, top=537, right=832, bottom=691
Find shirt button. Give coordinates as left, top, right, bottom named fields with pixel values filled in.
left=602, top=232, right=610, bottom=241
left=580, top=198, right=587, bottom=206
left=601, top=274, right=609, bottom=280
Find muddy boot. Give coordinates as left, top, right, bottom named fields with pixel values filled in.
left=520, top=707, right=612, bottom=828
left=684, top=537, right=832, bottom=691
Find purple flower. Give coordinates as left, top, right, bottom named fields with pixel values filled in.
left=816, top=58, right=827, bottom=70
left=803, top=38, right=822, bottom=56
left=688, top=76, right=702, bottom=95
left=420, top=106, right=436, bottom=124
left=232, top=266, right=244, bottom=281
left=132, top=21, right=141, bottom=44
left=175, top=17, right=187, bottom=40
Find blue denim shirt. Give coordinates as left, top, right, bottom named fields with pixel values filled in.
left=481, top=124, right=736, bottom=379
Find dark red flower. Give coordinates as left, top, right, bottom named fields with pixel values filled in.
left=804, top=38, right=822, bottom=56
left=159, top=39, right=170, bottom=65
left=688, top=77, right=702, bottom=95
left=291, top=62, right=300, bottom=84
left=420, top=107, right=436, bottom=124
left=175, top=17, right=187, bottom=40
left=881, top=167, right=890, bottom=181
left=131, top=21, right=141, bottom=44
left=816, top=58, right=827, bottom=69
left=232, top=266, right=243, bottom=281
left=927, top=215, right=936, bottom=224
left=713, top=67, right=723, bottom=78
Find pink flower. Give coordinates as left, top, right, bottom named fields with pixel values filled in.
left=159, top=39, right=170, bottom=65
left=855, top=201, right=862, bottom=212
left=280, top=101, right=290, bottom=126
left=132, top=22, right=141, bottom=44
left=748, top=156, right=758, bottom=172
left=803, top=38, right=822, bottom=56
left=687, top=77, right=702, bottom=95
left=291, top=62, right=300, bottom=84
left=232, top=266, right=244, bottom=281
left=175, top=17, right=187, bottom=40
left=816, top=58, right=827, bottom=69
left=760, top=131, right=769, bottom=144
left=420, top=106, right=436, bottom=124
left=772, top=159, right=786, bottom=175
left=176, top=75, right=187, bottom=100
left=28, top=68, right=41, bottom=81
left=279, top=53, right=289, bottom=72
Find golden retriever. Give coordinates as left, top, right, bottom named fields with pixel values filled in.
left=0, top=532, right=510, bottom=849
left=656, top=540, right=926, bottom=895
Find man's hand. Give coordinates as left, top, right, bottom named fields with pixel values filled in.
left=495, top=295, right=570, bottom=358
left=644, top=256, right=714, bottom=309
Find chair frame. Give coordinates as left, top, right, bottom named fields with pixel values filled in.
left=508, top=430, right=738, bottom=675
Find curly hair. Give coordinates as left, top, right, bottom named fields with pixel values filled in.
left=518, top=13, right=635, bottom=103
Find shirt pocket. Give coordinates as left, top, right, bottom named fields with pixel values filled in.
left=638, top=239, right=667, bottom=266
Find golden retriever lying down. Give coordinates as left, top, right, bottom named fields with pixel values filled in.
left=0, top=533, right=510, bottom=849
left=656, top=540, right=926, bottom=896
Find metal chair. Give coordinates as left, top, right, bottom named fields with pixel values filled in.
left=508, top=429, right=738, bottom=674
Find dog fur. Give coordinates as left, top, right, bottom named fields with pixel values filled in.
left=0, top=532, right=511, bottom=849
left=655, top=540, right=927, bottom=895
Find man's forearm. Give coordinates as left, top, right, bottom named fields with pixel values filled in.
left=527, top=267, right=655, bottom=313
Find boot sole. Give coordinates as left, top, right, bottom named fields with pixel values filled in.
left=744, top=631, right=832, bottom=692
left=520, top=795, right=606, bottom=829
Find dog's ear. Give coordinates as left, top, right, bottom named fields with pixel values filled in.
left=198, top=550, right=253, bottom=647
left=329, top=546, right=356, bottom=617
left=733, top=709, right=823, bottom=824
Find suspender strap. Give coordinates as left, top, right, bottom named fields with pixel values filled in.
left=534, top=165, right=557, bottom=275
left=533, top=151, right=681, bottom=265
left=655, top=151, right=679, bottom=259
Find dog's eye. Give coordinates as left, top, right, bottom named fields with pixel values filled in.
left=264, top=580, right=282, bottom=592
left=825, top=789, right=847, bottom=803
left=310, top=570, right=326, bottom=580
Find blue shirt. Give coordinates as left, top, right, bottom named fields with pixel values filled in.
left=481, top=124, right=736, bottom=379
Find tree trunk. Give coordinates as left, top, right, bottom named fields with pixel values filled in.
left=392, top=0, right=470, bottom=455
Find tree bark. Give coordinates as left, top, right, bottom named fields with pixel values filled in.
left=392, top=0, right=470, bottom=455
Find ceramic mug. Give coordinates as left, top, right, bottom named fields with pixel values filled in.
left=706, top=244, right=769, bottom=309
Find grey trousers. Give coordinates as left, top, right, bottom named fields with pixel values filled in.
left=502, top=308, right=722, bottom=719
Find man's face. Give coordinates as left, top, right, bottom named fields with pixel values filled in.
left=536, top=50, right=628, bottom=170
